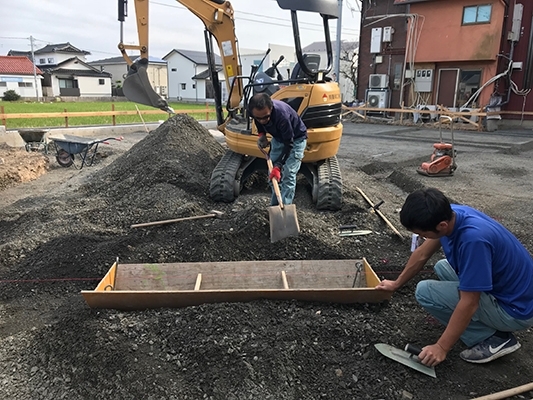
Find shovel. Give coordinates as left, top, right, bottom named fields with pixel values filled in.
left=375, top=343, right=436, bottom=378
left=259, top=147, right=300, bottom=243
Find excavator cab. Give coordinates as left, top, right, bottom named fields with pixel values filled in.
left=117, top=0, right=343, bottom=210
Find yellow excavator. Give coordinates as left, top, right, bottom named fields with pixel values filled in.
left=117, top=0, right=343, bottom=210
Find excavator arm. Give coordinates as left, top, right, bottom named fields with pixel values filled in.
left=117, top=0, right=243, bottom=116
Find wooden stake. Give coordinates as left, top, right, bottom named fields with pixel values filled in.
left=194, top=273, right=202, bottom=291
left=135, top=104, right=149, bottom=133
left=281, top=271, right=289, bottom=289
left=470, top=382, right=533, bottom=400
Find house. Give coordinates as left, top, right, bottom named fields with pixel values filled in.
left=239, top=44, right=295, bottom=80
left=357, top=0, right=533, bottom=127
left=8, top=43, right=112, bottom=99
left=303, top=40, right=358, bottom=102
left=0, top=56, right=43, bottom=99
left=163, top=49, right=225, bottom=102
left=89, top=56, right=168, bottom=97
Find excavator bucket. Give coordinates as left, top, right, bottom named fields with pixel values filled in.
left=123, top=59, right=174, bottom=114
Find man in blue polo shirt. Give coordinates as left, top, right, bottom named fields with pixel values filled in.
left=248, top=92, right=308, bottom=206
left=376, top=187, right=533, bottom=366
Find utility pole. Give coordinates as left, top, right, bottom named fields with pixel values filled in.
left=334, top=0, right=343, bottom=82
left=29, top=35, right=39, bottom=101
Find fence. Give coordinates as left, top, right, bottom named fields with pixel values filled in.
left=0, top=103, right=217, bottom=129
left=342, top=104, right=533, bottom=131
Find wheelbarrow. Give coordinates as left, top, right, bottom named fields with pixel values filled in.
left=18, top=129, right=49, bottom=154
left=48, top=134, right=123, bottom=169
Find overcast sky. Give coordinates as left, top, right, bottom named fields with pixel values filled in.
left=0, top=0, right=361, bottom=62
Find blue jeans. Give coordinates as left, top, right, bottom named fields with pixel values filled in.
left=415, top=259, right=533, bottom=347
left=268, top=137, right=306, bottom=206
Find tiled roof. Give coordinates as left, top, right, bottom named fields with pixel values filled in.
left=302, top=41, right=358, bottom=53
left=34, top=42, right=90, bottom=55
left=89, top=56, right=167, bottom=65
left=192, top=67, right=223, bottom=80
left=0, top=56, right=42, bottom=75
left=8, top=43, right=90, bottom=57
left=47, top=68, right=111, bottom=78
left=163, top=49, right=222, bottom=65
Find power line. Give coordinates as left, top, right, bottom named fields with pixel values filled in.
left=150, top=1, right=359, bottom=35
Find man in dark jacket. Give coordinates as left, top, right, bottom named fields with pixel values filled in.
left=248, top=92, right=307, bottom=206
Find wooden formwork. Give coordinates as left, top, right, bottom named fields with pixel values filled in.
left=81, top=259, right=392, bottom=310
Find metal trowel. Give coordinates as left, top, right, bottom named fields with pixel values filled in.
left=375, top=343, right=436, bottom=378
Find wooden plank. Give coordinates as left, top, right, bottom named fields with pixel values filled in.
left=113, top=260, right=369, bottom=291
left=82, top=258, right=390, bottom=310
left=94, top=261, right=118, bottom=291
left=81, top=287, right=392, bottom=310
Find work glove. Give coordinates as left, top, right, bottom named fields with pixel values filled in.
left=269, top=166, right=281, bottom=181
left=257, top=134, right=269, bottom=149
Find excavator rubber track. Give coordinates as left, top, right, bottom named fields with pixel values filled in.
left=209, top=149, right=244, bottom=203
left=315, top=156, right=343, bottom=211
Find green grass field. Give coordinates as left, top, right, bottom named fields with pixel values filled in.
left=0, top=101, right=218, bottom=129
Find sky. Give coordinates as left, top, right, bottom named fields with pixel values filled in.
left=0, top=0, right=361, bottom=62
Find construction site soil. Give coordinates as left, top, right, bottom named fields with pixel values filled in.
left=1, top=114, right=532, bottom=400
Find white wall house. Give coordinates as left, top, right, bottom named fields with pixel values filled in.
left=8, top=43, right=111, bottom=98
left=240, top=43, right=295, bottom=81
left=89, top=56, right=168, bottom=97
left=163, top=49, right=225, bottom=103
left=302, top=40, right=359, bottom=102
left=39, top=57, right=112, bottom=98
left=0, top=56, right=43, bottom=99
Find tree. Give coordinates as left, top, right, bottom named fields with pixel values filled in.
left=338, top=43, right=358, bottom=102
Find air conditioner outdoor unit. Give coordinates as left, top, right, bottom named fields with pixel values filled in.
left=413, top=104, right=438, bottom=123
left=366, top=90, right=389, bottom=110
left=369, top=74, right=389, bottom=89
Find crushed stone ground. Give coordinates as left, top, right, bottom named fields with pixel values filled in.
left=1, top=114, right=532, bottom=400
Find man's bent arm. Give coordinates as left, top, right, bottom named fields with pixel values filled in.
left=437, top=291, right=480, bottom=352
left=378, top=238, right=441, bottom=291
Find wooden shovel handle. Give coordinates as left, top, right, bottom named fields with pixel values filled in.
left=266, top=157, right=284, bottom=209
left=130, top=213, right=215, bottom=228
left=259, top=147, right=284, bottom=209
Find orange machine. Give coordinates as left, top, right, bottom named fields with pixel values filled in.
left=417, top=116, right=457, bottom=177
left=117, top=0, right=343, bottom=210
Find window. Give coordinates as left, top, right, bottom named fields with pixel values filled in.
left=39, top=58, right=46, bottom=64
left=18, top=82, right=33, bottom=88
left=0, top=82, right=6, bottom=87
left=98, top=79, right=105, bottom=85
left=181, top=83, right=186, bottom=90
left=47, top=57, right=55, bottom=64
left=192, top=84, right=196, bottom=89
left=58, top=79, right=77, bottom=88
left=171, top=68, right=177, bottom=72
left=463, top=5, right=491, bottom=25
left=457, top=70, right=482, bottom=107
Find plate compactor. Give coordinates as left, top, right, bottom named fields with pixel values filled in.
left=417, top=115, right=457, bottom=177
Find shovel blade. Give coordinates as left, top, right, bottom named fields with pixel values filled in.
left=123, top=62, right=172, bottom=113
left=375, top=343, right=436, bottom=378
left=268, top=204, right=300, bottom=243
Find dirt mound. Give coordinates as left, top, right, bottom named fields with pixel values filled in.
left=0, top=144, right=49, bottom=190
left=0, top=114, right=410, bottom=289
